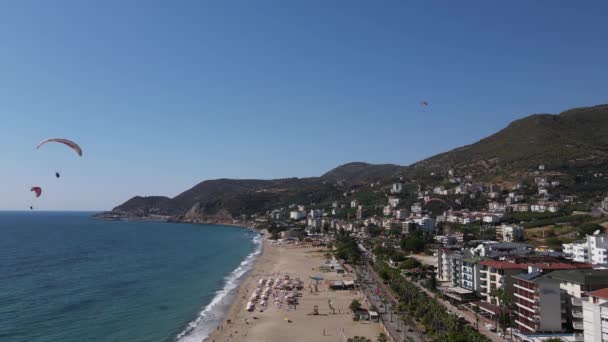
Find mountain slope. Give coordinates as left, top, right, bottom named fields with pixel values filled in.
left=101, top=104, right=608, bottom=222
left=321, top=162, right=404, bottom=182
left=406, top=104, right=608, bottom=179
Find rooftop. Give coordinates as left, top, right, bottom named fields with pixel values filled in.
left=588, top=288, right=608, bottom=300
left=514, top=271, right=543, bottom=281
left=478, top=260, right=593, bottom=270
left=546, top=269, right=608, bottom=285
left=478, top=260, right=528, bottom=270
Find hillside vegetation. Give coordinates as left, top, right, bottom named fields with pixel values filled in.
left=100, top=104, right=608, bottom=222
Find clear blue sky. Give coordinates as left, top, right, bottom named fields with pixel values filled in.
left=1, top=1, right=607, bottom=210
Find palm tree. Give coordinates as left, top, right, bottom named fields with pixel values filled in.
left=489, top=288, right=512, bottom=333
left=347, top=336, right=372, bottom=342
left=377, top=333, right=389, bottom=342
left=473, top=304, right=480, bottom=331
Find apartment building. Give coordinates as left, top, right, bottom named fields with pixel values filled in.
left=513, top=271, right=563, bottom=334
left=583, top=288, right=608, bottom=342
left=563, top=233, right=608, bottom=265
left=545, top=269, right=608, bottom=332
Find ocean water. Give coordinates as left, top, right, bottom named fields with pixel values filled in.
left=0, top=211, right=260, bottom=342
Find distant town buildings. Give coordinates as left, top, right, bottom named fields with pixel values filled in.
left=411, top=203, right=422, bottom=214
left=393, top=209, right=409, bottom=220
left=530, top=201, right=559, bottom=213
left=412, top=215, right=435, bottom=232
left=388, top=196, right=400, bottom=208
left=289, top=210, right=306, bottom=220
left=391, top=183, right=403, bottom=194
left=356, top=205, right=364, bottom=220
left=309, top=209, right=322, bottom=219
left=496, top=224, right=524, bottom=242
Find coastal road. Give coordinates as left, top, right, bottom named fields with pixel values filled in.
left=355, top=263, right=422, bottom=342
left=402, top=276, right=505, bottom=342
left=358, top=260, right=506, bottom=342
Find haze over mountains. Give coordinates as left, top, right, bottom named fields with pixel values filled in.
left=100, top=104, right=608, bottom=222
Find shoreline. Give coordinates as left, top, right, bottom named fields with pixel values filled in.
left=175, top=227, right=263, bottom=342
left=203, top=235, right=270, bottom=342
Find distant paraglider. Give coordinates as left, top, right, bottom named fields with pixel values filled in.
left=30, top=186, right=42, bottom=198
left=36, top=138, right=82, bottom=179
left=29, top=186, right=42, bottom=210
left=36, top=138, right=82, bottom=157
left=28, top=138, right=83, bottom=210
left=420, top=101, right=429, bottom=112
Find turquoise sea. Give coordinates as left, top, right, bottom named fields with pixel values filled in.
left=0, top=211, right=260, bottom=342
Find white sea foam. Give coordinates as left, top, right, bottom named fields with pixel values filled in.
left=175, top=233, right=262, bottom=342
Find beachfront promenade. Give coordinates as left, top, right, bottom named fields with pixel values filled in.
left=403, top=276, right=504, bottom=342
left=355, top=258, right=504, bottom=342
left=355, top=263, right=422, bottom=342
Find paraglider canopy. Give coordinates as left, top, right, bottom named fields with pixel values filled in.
left=55, top=172, right=61, bottom=178
left=30, top=186, right=42, bottom=198
left=36, top=138, right=82, bottom=157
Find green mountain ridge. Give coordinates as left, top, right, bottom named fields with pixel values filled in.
left=101, top=104, right=608, bottom=221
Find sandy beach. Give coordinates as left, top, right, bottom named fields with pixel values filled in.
left=206, top=237, right=384, bottom=342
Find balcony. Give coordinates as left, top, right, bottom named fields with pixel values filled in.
left=514, top=319, right=537, bottom=332
left=571, top=297, right=582, bottom=306
left=513, top=283, right=535, bottom=293
left=572, top=310, right=583, bottom=319
left=572, top=321, right=585, bottom=330
left=514, top=292, right=535, bottom=304
left=515, top=302, right=536, bottom=313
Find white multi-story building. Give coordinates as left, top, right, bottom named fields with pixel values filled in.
left=437, top=248, right=462, bottom=284
left=289, top=211, right=306, bottom=220
left=496, top=224, right=524, bottom=242
left=350, top=200, right=358, bottom=208
left=388, top=196, right=400, bottom=208
left=583, top=288, right=608, bottom=342
left=563, top=233, right=608, bottom=265
left=411, top=203, right=422, bottom=214
left=391, top=183, right=403, bottom=194
left=383, top=205, right=393, bottom=216
left=530, top=201, right=559, bottom=213
left=488, top=202, right=507, bottom=212
left=482, top=214, right=501, bottom=224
